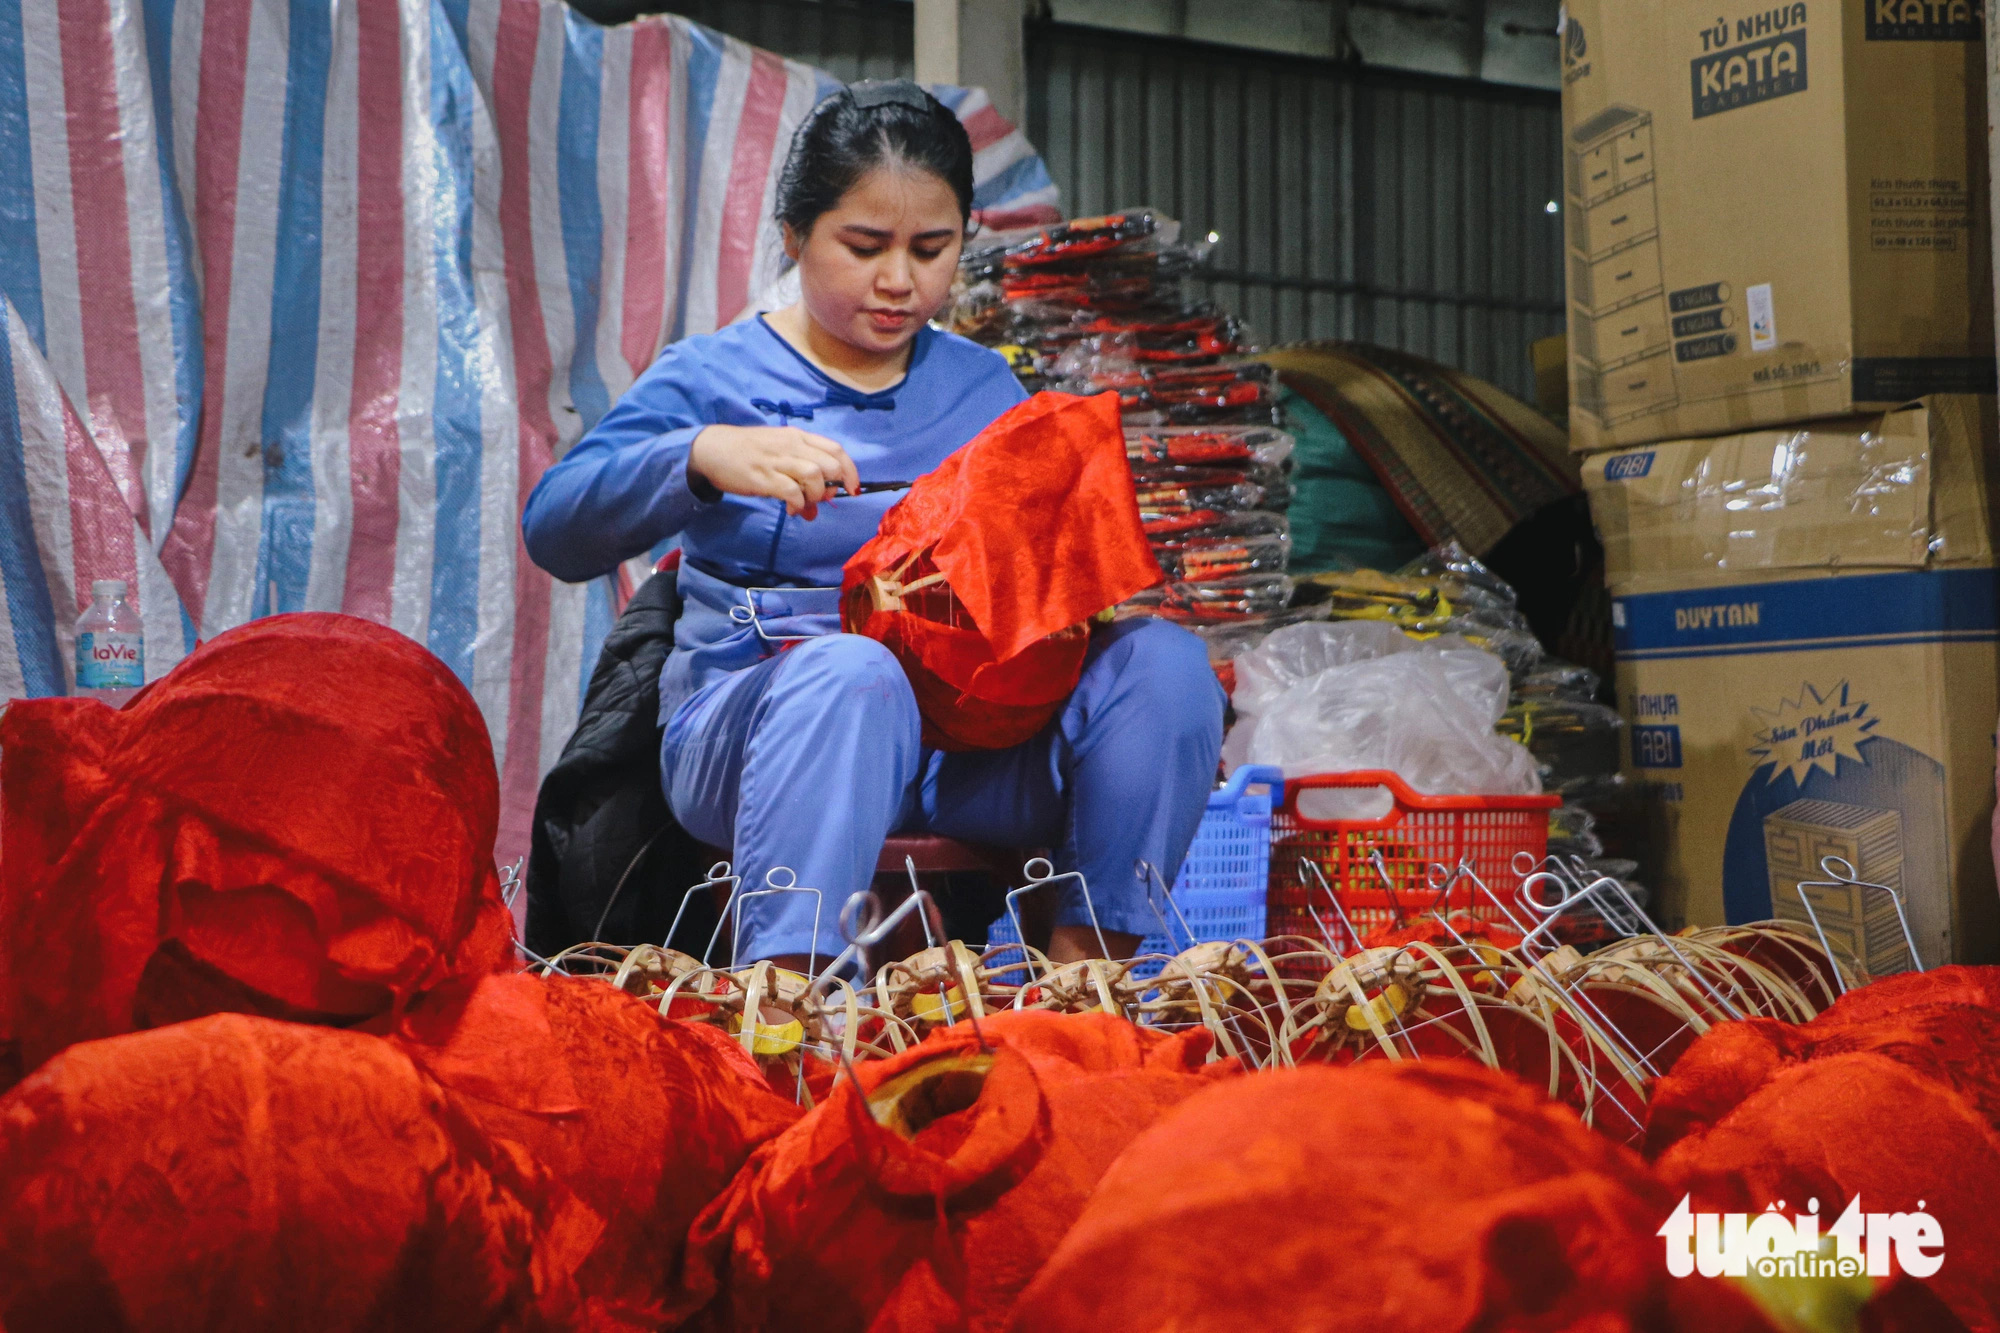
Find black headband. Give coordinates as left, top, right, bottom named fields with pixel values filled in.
left=847, top=79, right=931, bottom=112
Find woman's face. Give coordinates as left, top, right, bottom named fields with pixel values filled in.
left=786, top=162, right=964, bottom=357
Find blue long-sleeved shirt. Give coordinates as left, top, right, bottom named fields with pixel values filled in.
left=522, top=315, right=1027, bottom=717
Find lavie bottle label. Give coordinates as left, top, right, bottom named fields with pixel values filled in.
left=77, top=631, right=144, bottom=688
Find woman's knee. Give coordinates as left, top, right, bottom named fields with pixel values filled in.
left=771, top=634, right=917, bottom=721
left=1092, top=620, right=1226, bottom=727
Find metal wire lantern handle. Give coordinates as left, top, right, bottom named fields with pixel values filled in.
left=1794, top=853, right=1926, bottom=992
left=706, top=866, right=825, bottom=977
left=662, top=861, right=738, bottom=954
left=1135, top=858, right=1199, bottom=953
left=804, top=883, right=942, bottom=1002
left=1019, top=857, right=1111, bottom=960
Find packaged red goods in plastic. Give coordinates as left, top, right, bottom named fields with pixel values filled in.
left=1123, top=572, right=1296, bottom=623
left=1129, top=461, right=1290, bottom=491
left=999, top=264, right=1160, bottom=310
left=1042, top=312, right=1244, bottom=364
left=1068, top=363, right=1280, bottom=426
left=679, top=1010, right=1224, bottom=1333
left=1148, top=529, right=1290, bottom=582
left=389, top=972, right=804, bottom=1325
left=1141, top=508, right=1229, bottom=538
left=1134, top=465, right=1291, bottom=520
left=0, top=614, right=513, bottom=1084
left=1145, top=509, right=1290, bottom=553
left=0, top=1013, right=596, bottom=1333
left=1006, top=1061, right=1779, bottom=1333
left=1135, top=476, right=1273, bottom=520
left=1126, top=425, right=1294, bottom=469
left=1002, top=210, right=1166, bottom=267
left=842, top=392, right=1164, bottom=750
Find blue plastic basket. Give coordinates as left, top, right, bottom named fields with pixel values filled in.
left=984, top=765, right=1278, bottom=980
left=984, top=912, right=1030, bottom=979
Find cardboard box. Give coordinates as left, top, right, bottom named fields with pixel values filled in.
left=1580, top=396, right=2000, bottom=968
left=1560, top=0, right=1995, bottom=452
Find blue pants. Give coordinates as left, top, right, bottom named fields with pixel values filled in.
left=661, top=619, right=1226, bottom=962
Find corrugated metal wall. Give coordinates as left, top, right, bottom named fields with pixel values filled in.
left=609, top=3, right=1564, bottom=400
left=607, top=0, right=912, bottom=80
left=1026, top=20, right=1565, bottom=401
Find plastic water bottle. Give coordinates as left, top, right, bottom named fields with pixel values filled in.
left=75, top=579, right=144, bottom=707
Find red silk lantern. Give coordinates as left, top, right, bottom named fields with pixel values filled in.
left=1007, top=1062, right=1783, bottom=1333
left=0, top=1014, right=597, bottom=1332
left=0, top=613, right=514, bottom=1088
left=389, top=972, right=803, bottom=1326
left=842, top=391, right=1164, bottom=750
left=1648, top=968, right=2000, bottom=1333
left=679, top=1010, right=1222, bottom=1331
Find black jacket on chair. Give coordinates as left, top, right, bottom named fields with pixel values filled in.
left=524, top=569, right=720, bottom=957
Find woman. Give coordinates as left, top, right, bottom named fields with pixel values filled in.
left=523, top=80, right=1224, bottom=968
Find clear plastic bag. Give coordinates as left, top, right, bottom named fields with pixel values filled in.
left=1514, top=659, right=1604, bottom=705
left=1548, top=802, right=1605, bottom=859
left=1439, top=605, right=1545, bottom=679
left=1050, top=334, right=1138, bottom=381
left=1498, top=700, right=1625, bottom=786
left=1396, top=539, right=1520, bottom=612
left=1225, top=640, right=1540, bottom=816
left=1182, top=604, right=1330, bottom=663
left=1228, top=621, right=1420, bottom=721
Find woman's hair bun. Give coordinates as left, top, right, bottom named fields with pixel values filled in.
left=775, top=80, right=975, bottom=235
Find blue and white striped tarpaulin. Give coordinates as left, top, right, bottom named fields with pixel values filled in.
left=0, top=0, right=1059, bottom=855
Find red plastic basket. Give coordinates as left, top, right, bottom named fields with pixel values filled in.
left=1268, top=771, right=1559, bottom=951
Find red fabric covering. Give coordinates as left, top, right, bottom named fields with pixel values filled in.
left=1006, top=1061, right=1779, bottom=1333
left=0, top=614, right=513, bottom=1085
left=1642, top=1018, right=1809, bottom=1157
left=389, top=973, right=803, bottom=1326
left=1650, top=1003, right=2000, bottom=1158
left=679, top=1010, right=1222, bottom=1331
left=0, top=1014, right=599, bottom=1332
left=1647, top=969, right=2000, bottom=1160
left=1655, top=1055, right=2000, bottom=1333
left=1807, top=964, right=2000, bottom=1028
left=1647, top=969, right=2000, bottom=1332
left=0, top=615, right=809, bottom=1327
left=842, top=392, right=1163, bottom=750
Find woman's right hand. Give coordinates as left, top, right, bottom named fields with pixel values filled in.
left=688, top=424, right=861, bottom=521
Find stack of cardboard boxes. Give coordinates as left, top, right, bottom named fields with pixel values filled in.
left=1561, top=0, right=2000, bottom=968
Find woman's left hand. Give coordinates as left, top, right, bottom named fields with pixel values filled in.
left=688, top=424, right=862, bottom=520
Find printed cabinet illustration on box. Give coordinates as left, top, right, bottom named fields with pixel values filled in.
left=1567, top=106, right=1683, bottom=426
left=1762, top=798, right=1913, bottom=976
